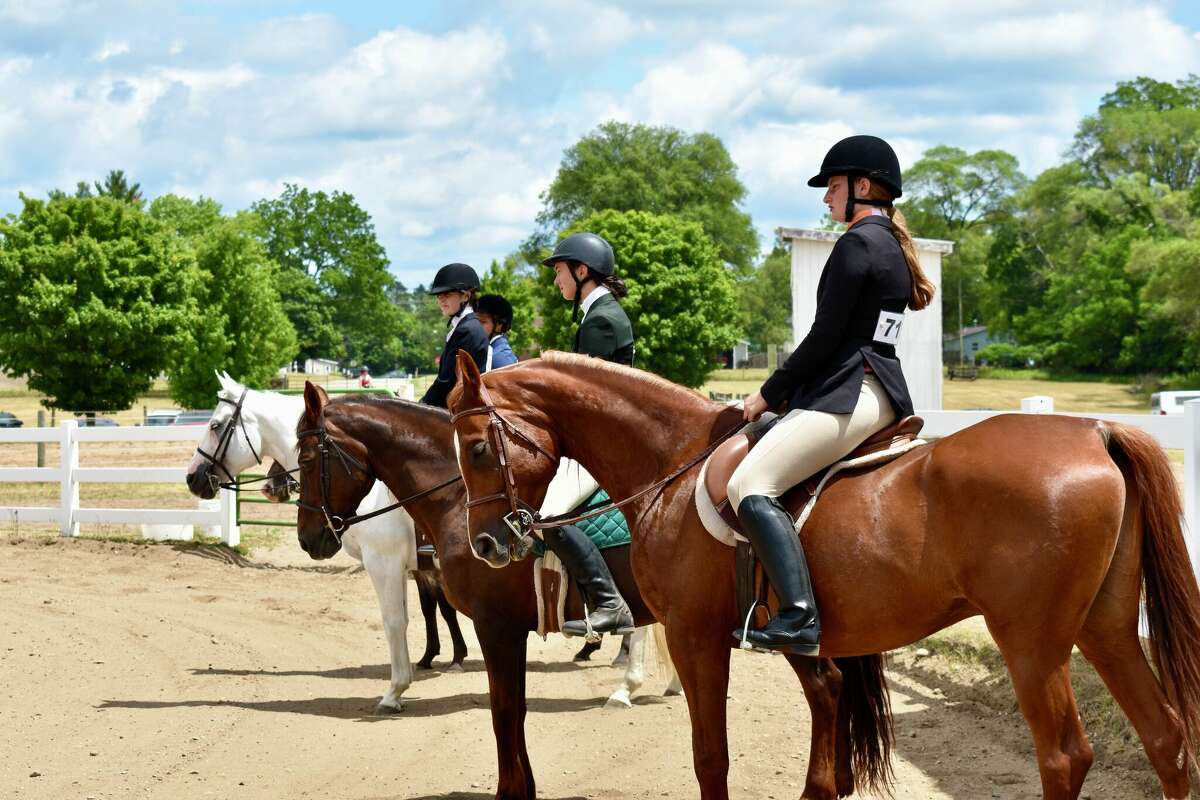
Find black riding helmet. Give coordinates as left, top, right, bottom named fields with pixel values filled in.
left=475, top=294, right=514, bottom=331
left=428, top=262, right=481, bottom=295
left=808, top=135, right=903, bottom=220
left=541, top=232, right=616, bottom=321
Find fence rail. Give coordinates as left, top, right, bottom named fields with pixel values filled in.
left=0, top=421, right=238, bottom=546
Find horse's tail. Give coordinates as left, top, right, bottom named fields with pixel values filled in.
left=1107, top=422, right=1200, bottom=775
left=834, top=654, right=895, bottom=796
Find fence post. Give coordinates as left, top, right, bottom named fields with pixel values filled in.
left=219, top=488, right=240, bottom=549
left=59, top=420, right=78, bottom=537
left=1021, top=396, right=1054, bottom=414
left=36, top=410, right=45, bottom=467
left=1185, top=400, right=1199, bottom=579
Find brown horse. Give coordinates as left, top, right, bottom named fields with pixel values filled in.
left=448, top=350, right=1200, bottom=800
left=292, top=383, right=680, bottom=797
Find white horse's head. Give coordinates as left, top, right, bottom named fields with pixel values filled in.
left=184, top=371, right=268, bottom=499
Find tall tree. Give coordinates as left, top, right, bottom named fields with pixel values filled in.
left=252, top=184, right=400, bottom=366
left=533, top=210, right=739, bottom=388
left=1073, top=75, right=1200, bottom=191
left=148, top=196, right=297, bottom=407
left=737, top=242, right=792, bottom=349
left=536, top=121, right=759, bottom=272
left=0, top=195, right=195, bottom=412
left=93, top=169, right=144, bottom=207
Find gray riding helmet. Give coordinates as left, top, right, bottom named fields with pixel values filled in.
left=541, top=232, right=615, bottom=277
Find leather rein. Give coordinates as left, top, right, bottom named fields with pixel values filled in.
left=195, top=388, right=265, bottom=490
left=295, top=420, right=461, bottom=541
left=450, top=380, right=741, bottom=539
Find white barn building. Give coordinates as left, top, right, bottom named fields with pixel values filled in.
left=778, top=227, right=954, bottom=411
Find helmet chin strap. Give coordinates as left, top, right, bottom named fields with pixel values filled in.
left=570, top=266, right=593, bottom=323
left=845, top=174, right=893, bottom=220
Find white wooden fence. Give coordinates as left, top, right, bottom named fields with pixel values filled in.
left=0, top=421, right=239, bottom=546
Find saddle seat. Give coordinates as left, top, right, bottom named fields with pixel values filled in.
left=703, top=414, right=925, bottom=533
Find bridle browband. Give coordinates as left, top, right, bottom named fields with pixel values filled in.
left=450, top=379, right=741, bottom=542
left=294, top=419, right=461, bottom=542
left=195, top=388, right=264, bottom=491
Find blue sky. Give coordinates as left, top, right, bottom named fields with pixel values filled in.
left=1, top=1, right=1198, bottom=289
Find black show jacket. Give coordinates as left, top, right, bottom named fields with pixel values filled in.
left=421, top=312, right=489, bottom=408
left=759, top=216, right=916, bottom=418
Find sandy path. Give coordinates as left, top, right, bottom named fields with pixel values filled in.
left=0, top=537, right=1158, bottom=799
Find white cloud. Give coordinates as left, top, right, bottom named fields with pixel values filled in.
left=93, top=40, right=130, bottom=62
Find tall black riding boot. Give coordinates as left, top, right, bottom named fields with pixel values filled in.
left=543, top=524, right=635, bottom=639
left=732, top=494, right=821, bottom=656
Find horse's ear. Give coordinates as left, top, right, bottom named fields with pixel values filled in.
left=303, top=380, right=329, bottom=424
left=455, top=349, right=484, bottom=407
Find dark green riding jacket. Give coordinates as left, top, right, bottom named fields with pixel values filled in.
left=574, top=291, right=634, bottom=365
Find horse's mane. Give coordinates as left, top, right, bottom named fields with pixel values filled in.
left=535, top=352, right=712, bottom=410
left=326, top=392, right=450, bottom=421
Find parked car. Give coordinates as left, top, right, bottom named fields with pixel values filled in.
left=144, top=409, right=180, bottom=426
left=1150, top=391, right=1200, bottom=415
left=74, top=416, right=118, bottom=427
left=173, top=409, right=213, bottom=425
left=0, top=411, right=22, bottom=428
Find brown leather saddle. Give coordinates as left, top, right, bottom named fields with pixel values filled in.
left=704, top=414, right=925, bottom=534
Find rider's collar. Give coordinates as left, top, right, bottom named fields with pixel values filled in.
left=446, top=304, right=474, bottom=341
left=580, top=286, right=610, bottom=319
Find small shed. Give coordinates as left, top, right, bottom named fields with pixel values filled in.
left=777, top=227, right=954, bottom=411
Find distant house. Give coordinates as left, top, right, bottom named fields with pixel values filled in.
left=720, top=339, right=752, bottom=369
left=943, top=325, right=997, bottom=365
left=294, top=357, right=340, bottom=375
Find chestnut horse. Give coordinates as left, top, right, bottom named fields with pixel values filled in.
left=448, top=351, right=1200, bottom=800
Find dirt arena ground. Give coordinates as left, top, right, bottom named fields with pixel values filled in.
left=0, top=536, right=1166, bottom=799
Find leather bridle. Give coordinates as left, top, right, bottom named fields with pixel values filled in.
left=295, top=419, right=461, bottom=541
left=195, top=388, right=262, bottom=491
left=450, top=380, right=741, bottom=543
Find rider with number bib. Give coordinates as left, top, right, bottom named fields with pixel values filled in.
left=726, top=135, right=936, bottom=655
left=538, top=232, right=636, bottom=637
left=421, top=263, right=489, bottom=408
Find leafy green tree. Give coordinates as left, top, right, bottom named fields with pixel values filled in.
left=93, top=169, right=144, bottom=207
left=737, top=242, right=791, bottom=350
left=148, top=196, right=297, bottom=408
left=533, top=210, right=739, bottom=387
left=1128, top=235, right=1200, bottom=372
left=252, top=184, right=400, bottom=366
left=481, top=255, right=538, bottom=356
left=0, top=195, right=195, bottom=412
left=900, top=145, right=1027, bottom=333
left=1073, top=75, right=1200, bottom=190
left=536, top=121, right=758, bottom=272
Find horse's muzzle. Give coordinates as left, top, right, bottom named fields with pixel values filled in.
left=472, top=532, right=511, bottom=568
left=186, top=465, right=218, bottom=500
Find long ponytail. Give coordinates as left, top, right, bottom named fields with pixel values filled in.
left=866, top=182, right=935, bottom=311
left=588, top=269, right=628, bottom=299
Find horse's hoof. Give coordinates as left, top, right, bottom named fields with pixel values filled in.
left=663, top=686, right=683, bottom=697
left=604, top=693, right=633, bottom=710
left=415, top=660, right=434, bottom=671
left=445, top=662, right=465, bottom=673
left=376, top=699, right=404, bottom=715
left=610, top=653, right=629, bottom=667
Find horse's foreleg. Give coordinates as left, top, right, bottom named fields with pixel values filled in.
left=665, top=623, right=731, bottom=800
left=476, top=621, right=534, bottom=800
left=606, top=626, right=647, bottom=709
left=362, top=545, right=413, bottom=713
left=784, top=655, right=843, bottom=800
left=611, top=631, right=632, bottom=667
left=415, top=572, right=440, bottom=669
left=434, top=578, right=468, bottom=670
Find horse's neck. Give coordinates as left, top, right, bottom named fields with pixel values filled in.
left=251, top=392, right=305, bottom=469
left=544, top=378, right=723, bottom=503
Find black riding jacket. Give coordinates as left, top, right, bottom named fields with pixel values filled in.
left=759, top=216, right=915, bottom=418
left=421, top=310, right=488, bottom=408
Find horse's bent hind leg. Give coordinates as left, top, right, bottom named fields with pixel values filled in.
left=435, top=579, right=468, bottom=670
left=415, top=572, right=440, bottom=669
left=988, top=620, right=1094, bottom=799
left=664, top=623, right=731, bottom=800
left=784, top=655, right=843, bottom=800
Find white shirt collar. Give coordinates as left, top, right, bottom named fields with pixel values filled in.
left=445, top=304, right=473, bottom=341
left=580, top=285, right=611, bottom=318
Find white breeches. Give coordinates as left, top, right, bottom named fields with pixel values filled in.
left=538, top=458, right=600, bottom=523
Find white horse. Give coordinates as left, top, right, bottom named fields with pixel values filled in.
left=184, top=372, right=679, bottom=710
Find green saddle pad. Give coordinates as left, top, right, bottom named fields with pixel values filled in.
left=532, top=488, right=630, bottom=557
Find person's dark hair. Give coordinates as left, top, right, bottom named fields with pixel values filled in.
left=590, top=269, right=628, bottom=299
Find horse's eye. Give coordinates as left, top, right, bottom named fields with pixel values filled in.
left=209, top=419, right=222, bottom=430
left=472, top=441, right=488, bottom=457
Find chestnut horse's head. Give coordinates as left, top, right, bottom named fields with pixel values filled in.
left=449, top=351, right=560, bottom=569
left=293, top=381, right=375, bottom=560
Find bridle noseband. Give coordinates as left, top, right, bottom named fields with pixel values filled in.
left=295, top=418, right=461, bottom=542
left=196, top=388, right=263, bottom=490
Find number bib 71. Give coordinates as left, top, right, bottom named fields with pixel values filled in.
left=874, top=310, right=904, bottom=345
